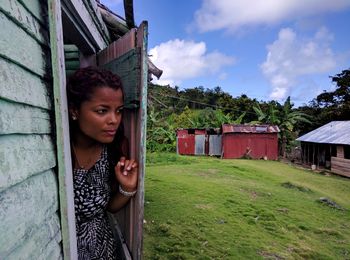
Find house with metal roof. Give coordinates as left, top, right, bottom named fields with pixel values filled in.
left=296, top=121, right=350, bottom=177
left=221, top=124, right=280, bottom=160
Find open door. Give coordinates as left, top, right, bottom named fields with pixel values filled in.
left=49, top=0, right=147, bottom=257
left=96, top=22, right=148, bottom=259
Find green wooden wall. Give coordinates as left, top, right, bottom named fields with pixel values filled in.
left=0, top=0, right=62, bottom=258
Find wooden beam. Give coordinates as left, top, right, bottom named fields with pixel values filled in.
left=124, top=0, right=135, bottom=28
left=133, top=21, right=148, bottom=260
left=48, top=0, right=77, bottom=258
left=61, top=0, right=109, bottom=54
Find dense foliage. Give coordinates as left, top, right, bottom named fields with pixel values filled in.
left=146, top=68, right=350, bottom=154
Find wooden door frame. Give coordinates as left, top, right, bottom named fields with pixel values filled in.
left=48, top=1, right=147, bottom=259
left=48, top=0, right=109, bottom=259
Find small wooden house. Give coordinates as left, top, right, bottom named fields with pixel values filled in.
left=296, top=121, right=350, bottom=177
left=0, top=0, right=149, bottom=259
left=221, top=124, right=279, bottom=160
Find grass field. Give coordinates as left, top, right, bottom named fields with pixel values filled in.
left=143, top=153, right=350, bottom=259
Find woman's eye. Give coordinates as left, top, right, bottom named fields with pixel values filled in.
left=96, top=109, right=107, bottom=114
left=116, top=108, right=124, bottom=114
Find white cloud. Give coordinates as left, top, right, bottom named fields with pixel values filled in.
left=194, top=0, right=350, bottom=33
left=218, top=72, right=228, bottom=80
left=149, top=39, right=235, bottom=86
left=261, top=27, right=336, bottom=100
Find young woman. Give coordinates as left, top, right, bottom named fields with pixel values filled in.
left=67, top=67, right=138, bottom=259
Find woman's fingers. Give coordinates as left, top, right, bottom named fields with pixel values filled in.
left=119, top=156, right=126, bottom=167
left=115, top=158, right=138, bottom=192
left=116, top=158, right=138, bottom=176
left=125, top=159, right=137, bottom=171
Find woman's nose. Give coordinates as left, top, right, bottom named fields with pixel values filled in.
left=108, top=112, right=120, bottom=124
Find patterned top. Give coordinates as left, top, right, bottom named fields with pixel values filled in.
left=73, top=146, right=118, bottom=260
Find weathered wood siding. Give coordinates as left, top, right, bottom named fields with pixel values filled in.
left=331, top=157, right=350, bottom=178
left=0, top=1, right=62, bottom=259
left=336, top=145, right=344, bottom=159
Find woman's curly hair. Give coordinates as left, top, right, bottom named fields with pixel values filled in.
left=67, top=66, right=124, bottom=109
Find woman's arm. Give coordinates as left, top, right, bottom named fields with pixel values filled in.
left=107, top=157, right=138, bottom=213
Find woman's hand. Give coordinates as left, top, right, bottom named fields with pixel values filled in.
left=114, top=157, right=138, bottom=192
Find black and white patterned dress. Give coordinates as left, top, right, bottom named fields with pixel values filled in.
left=73, top=146, right=118, bottom=260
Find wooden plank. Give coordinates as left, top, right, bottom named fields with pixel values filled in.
left=102, top=48, right=140, bottom=108
left=61, top=0, right=108, bottom=54
left=48, top=0, right=77, bottom=258
left=0, top=99, right=51, bottom=134
left=332, top=156, right=350, bottom=163
left=133, top=21, right=148, bottom=260
left=0, top=58, right=51, bottom=109
left=0, top=134, right=56, bottom=191
left=83, top=0, right=110, bottom=43
left=332, top=160, right=350, bottom=168
left=331, top=157, right=350, bottom=167
left=18, top=0, right=47, bottom=24
left=337, top=146, right=344, bottom=158
left=97, top=28, right=136, bottom=66
left=0, top=12, right=50, bottom=78
left=39, top=231, right=64, bottom=260
left=331, top=157, right=350, bottom=177
left=0, top=0, right=49, bottom=46
left=6, top=213, right=62, bottom=260
left=0, top=170, right=59, bottom=257
left=331, top=167, right=350, bottom=177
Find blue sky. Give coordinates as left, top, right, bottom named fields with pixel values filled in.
left=102, top=0, right=350, bottom=106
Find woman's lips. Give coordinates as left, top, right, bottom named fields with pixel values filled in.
left=104, top=130, right=117, bottom=136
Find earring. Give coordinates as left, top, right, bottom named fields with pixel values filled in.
left=72, top=115, right=77, bottom=120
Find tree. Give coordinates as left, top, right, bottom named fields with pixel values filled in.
left=279, top=97, right=312, bottom=157
left=252, top=97, right=312, bottom=157
left=315, top=68, right=350, bottom=120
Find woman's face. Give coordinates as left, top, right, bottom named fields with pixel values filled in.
left=73, top=86, right=124, bottom=144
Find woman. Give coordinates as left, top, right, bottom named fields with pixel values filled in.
left=67, top=67, right=138, bottom=259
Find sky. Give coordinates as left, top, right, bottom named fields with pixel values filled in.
left=102, top=0, right=350, bottom=107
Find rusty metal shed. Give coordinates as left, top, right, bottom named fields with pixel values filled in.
left=296, top=121, right=350, bottom=177
left=176, top=128, right=222, bottom=156
left=176, top=129, right=205, bottom=155
left=207, top=128, right=222, bottom=156
left=221, top=124, right=279, bottom=160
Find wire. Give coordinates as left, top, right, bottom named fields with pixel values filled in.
left=148, top=94, right=168, bottom=108
left=150, top=92, right=258, bottom=116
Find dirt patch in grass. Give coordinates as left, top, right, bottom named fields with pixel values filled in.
left=196, top=168, right=219, bottom=177
left=194, top=204, right=213, bottom=210
left=258, top=250, right=285, bottom=259
left=281, top=182, right=312, bottom=192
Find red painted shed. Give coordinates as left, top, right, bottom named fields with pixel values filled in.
left=177, top=129, right=218, bottom=156
left=222, top=124, right=280, bottom=160
left=176, top=129, right=195, bottom=155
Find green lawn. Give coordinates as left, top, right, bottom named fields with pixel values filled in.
left=143, top=153, right=350, bottom=259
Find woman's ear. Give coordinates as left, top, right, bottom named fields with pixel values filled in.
left=69, top=107, right=78, bottom=121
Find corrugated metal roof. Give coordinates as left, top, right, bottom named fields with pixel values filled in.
left=296, top=121, right=350, bottom=145
left=176, top=128, right=221, bottom=134
left=222, top=124, right=280, bottom=134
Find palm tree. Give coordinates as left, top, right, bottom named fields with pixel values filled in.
left=252, top=97, right=312, bottom=158
left=279, top=97, right=312, bottom=157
